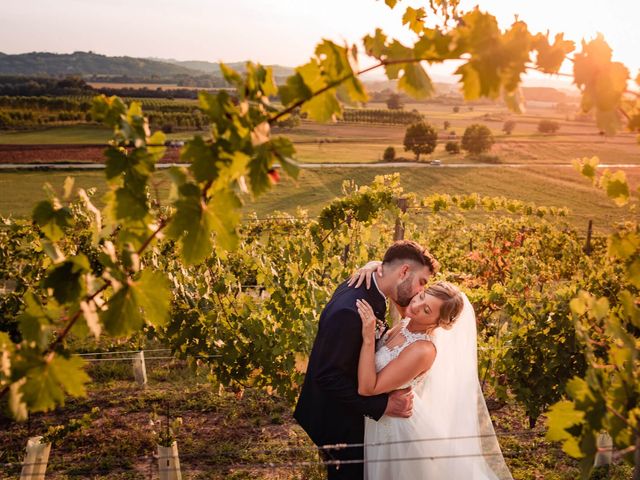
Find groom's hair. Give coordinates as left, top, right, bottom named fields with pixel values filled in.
left=382, top=240, right=439, bottom=274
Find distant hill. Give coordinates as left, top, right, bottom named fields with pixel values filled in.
left=521, top=87, right=569, bottom=103
left=0, top=51, right=295, bottom=80
left=158, top=58, right=294, bottom=78
left=0, top=51, right=204, bottom=77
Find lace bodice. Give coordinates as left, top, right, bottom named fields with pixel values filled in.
left=374, top=318, right=433, bottom=389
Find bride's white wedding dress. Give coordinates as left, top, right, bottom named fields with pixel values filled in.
left=364, top=295, right=513, bottom=479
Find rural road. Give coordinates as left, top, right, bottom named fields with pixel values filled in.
left=0, top=162, right=638, bottom=170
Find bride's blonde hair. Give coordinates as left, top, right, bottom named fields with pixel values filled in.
left=425, top=282, right=464, bottom=330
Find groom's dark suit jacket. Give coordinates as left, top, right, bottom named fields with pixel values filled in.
left=294, top=280, right=389, bottom=455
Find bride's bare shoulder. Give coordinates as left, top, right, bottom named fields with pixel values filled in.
left=402, top=340, right=436, bottom=367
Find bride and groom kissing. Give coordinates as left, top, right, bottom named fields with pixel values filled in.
left=294, top=240, right=512, bottom=479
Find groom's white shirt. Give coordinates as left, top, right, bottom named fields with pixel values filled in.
left=372, top=274, right=386, bottom=302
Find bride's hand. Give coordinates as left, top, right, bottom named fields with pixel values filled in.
left=356, top=299, right=377, bottom=343
left=348, top=261, right=383, bottom=289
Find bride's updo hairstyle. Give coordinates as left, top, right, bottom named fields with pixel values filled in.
left=425, top=282, right=464, bottom=330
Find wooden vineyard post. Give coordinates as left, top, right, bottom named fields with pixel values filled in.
left=133, top=351, right=148, bottom=387
left=584, top=219, right=593, bottom=256
left=593, top=432, right=612, bottom=468
left=20, top=436, right=51, bottom=480
left=393, top=197, right=408, bottom=243
left=158, top=441, right=182, bottom=480
left=390, top=197, right=408, bottom=326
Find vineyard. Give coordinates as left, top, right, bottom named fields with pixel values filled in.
left=1, top=0, right=640, bottom=478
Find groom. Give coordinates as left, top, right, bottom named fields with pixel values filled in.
left=294, top=240, right=439, bottom=479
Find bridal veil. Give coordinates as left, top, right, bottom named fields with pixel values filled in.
left=412, top=292, right=513, bottom=479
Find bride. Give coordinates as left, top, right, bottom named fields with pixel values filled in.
left=352, top=268, right=512, bottom=479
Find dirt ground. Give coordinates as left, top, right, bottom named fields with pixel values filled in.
left=0, top=144, right=182, bottom=164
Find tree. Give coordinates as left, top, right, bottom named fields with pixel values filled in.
left=461, top=124, right=495, bottom=155
left=443, top=120, right=451, bottom=130
left=445, top=141, right=460, bottom=154
left=503, top=120, right=516, bottom=134
left=386, top=93, right=403, bottom=110
left=452, top=106, right=460, bottom=113
left=538, top=119, right=560, bottom=133
left=403, top=121, right=438, bottom=161
left=383, top=146, right=396, bottom=161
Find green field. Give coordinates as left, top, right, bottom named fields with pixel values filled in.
left=2, top=166, right=636, bottom=234
left=0, top=125, right=200, bottom=144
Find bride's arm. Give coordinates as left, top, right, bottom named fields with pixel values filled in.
left=357, top=300, right=436, bottom=396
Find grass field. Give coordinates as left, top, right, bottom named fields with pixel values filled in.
left=0, top=125, right=201, bottom=145
left=2, top=166, right=636, bottom=234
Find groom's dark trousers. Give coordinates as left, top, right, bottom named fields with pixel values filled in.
left=294, top=281, right=389, bottom=479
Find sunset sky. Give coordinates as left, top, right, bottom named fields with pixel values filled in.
left=2, top=0, right=638, bottom=83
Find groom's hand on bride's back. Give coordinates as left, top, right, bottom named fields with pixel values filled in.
left=384, top=387, right=413, bottom=418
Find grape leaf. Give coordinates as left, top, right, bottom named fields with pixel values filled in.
left=599, top=170, right=629, bottom=206
left=402, top=7, right=426, bottom=35
left=20, top=355, right=90, bottom=412
left=545, top=400, right=585, bottom=458
left=33, top=201, right=73, bottom=242
left=41, top=255, right=90, bottom=305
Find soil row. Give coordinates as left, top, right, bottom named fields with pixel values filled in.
left=0, top=144, right=181, bottom=164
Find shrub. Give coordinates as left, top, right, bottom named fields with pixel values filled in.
left=538, top=119, right=560, bottom=134
left=452, top=106, right=460, bottom=113
left=503, top=120, right=516, bottom=135
left=383, top=146, right=396, bottom=161
left=386, top=93, right=403, bottom=110
left=445, top=141, right=460, bottom=154
left=461, top=124, right=494, bottom=155
left=473, top=153, right=501, bottom=163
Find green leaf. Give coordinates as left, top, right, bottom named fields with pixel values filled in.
left=90, top=95, right=126, bottom=128
left=402, top=7, right=426, bottom=34
left=207, top=189, right=242, bottom=251
left=20, top=355, right=90, bottom=412
left=167, top=184, right=214, bottom=265
left=135, top=270, right=171, bottom=328
left=213, top=151, right=250, bottom=192
left=599, top=170, right=629, bottom=206
left=106, top=187, right=149, bottom=222
left=546, top=400, right=585, bottom=458
left=572, top=157, right=599, bottom=183
left=33, top=200, right=73, bottom=242
left=220, top=62, right=243, bottom=88
left=168, top=184, right=242, bottom=264
left=271, top=137, right=299, bottom=179
left=101, top=283, right=142, bottom=336
left=627, top=258, right=640, bottom=289
left=455, top=62, right=481, bottom=100
left=398, top=62, right=434, bottom=99
left=383, top=40, right=413, bottom=79
left=363, top=29, right=388, bottom=59
left=278, top=73, right=312, bottom=107
left=17, top=292, right=53, bottom=350
left=41, top=255, right=90, bottom=305
left=297, top=61, right=341, bottom=122
left=608, top=230, right=639, bottom=260
left=101, top=270, right=170, bottom=335
left=249, top=146, right=276, bottom=196
left=104, top=147, right=129, bottom=181
left=533, top=33, right=575, bottom=74
left=182, top=136, right=218, bottom=183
